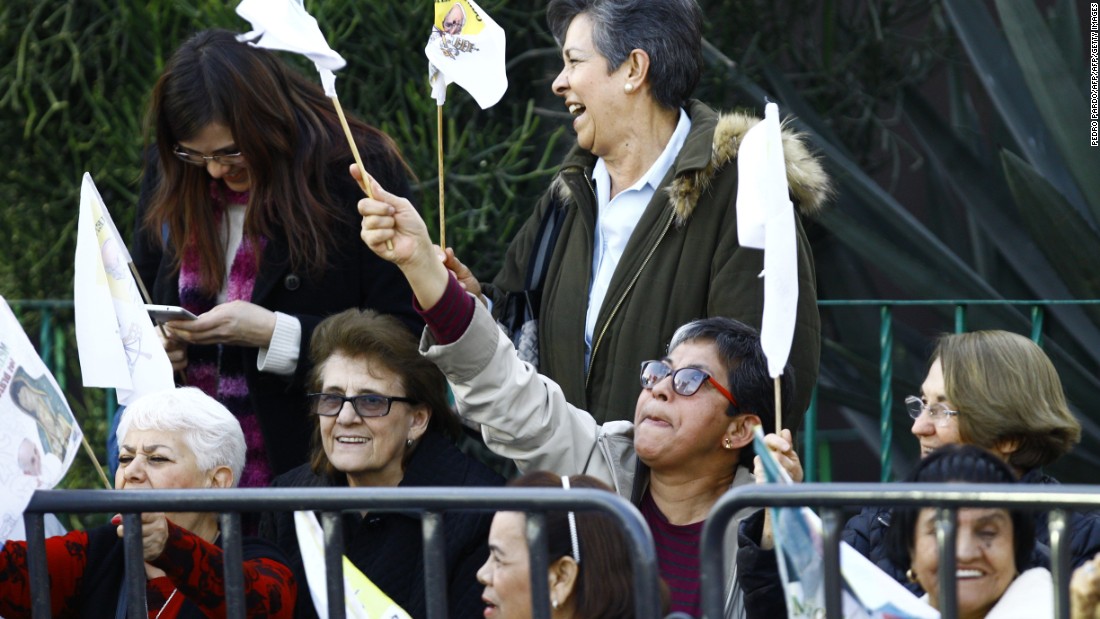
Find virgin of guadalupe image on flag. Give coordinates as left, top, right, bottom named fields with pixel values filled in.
left=0, top=297, right=82, bottom=541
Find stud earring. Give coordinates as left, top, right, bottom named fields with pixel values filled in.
left=906, top=568, right=919, bottom=583
left=406, top=438, right=413, bottom=448
left=624, top=82, right=634, bottom=93
left=724, top=437, right=733, bottom=450
left=552, top=597, right=559, bottom=609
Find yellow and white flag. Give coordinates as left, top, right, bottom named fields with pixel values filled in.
left=73, top=173, right=173, bottom=405
left=425, top=0, right=507, bottom=108
left=736, top=102, right=798, bottom=379
left=294, top=511, right=412, bottom=619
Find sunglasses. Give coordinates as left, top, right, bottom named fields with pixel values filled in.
left=638, top=360, right=737, bottom=406
left=306, top=393, right=417, bottom=418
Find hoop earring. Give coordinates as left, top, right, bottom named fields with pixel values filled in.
left=906, top=568, right=919, bottom=583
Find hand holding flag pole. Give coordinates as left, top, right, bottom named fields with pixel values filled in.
left=235, top=0, right=392, bottom=249
left=736, top=101, right=798, bottom=435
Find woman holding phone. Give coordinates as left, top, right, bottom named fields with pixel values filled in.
left=130, top=29, right=421, bottom=487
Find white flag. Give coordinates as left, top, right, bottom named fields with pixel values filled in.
left=236, top=0, right=346, bottom=97
left=73, top=173, right=174, bottom=405
left=294, top=511, right=412, bottom=619
left=0, top=296, right=83, bottom=541
left=736, top=102, right=798, bottom=378
left=425, top=0, right=508, bottom=108
left=754, top=430, right=939, bottom=619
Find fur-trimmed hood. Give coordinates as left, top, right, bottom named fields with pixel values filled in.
left=551, top=104, right=833, bottom=227
left=668, top=110, right=833, bottom=223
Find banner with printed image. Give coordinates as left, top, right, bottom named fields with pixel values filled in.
left=0, top=296, right=82, bottom=541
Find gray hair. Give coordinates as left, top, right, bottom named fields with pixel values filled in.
left=115, top=387, right=246, bottom=486
left=546, top=0, right=703, bottom=109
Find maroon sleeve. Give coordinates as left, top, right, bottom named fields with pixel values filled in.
left=0, top=530, right=90, bottom=619
left=152, top=522, right=296, bottom=619
left=414, top=273, right=476, bottom=345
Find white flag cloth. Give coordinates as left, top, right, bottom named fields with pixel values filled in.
left=73, top=173, right=174, bottom=405
left=236, top=0, right=345, bottom=97
left=736, top=102, right=798, bottom=378
left=425, top=0, right=508, bottom=108
left=0, top=296, right=82, bottom=541
left=294, top=511, right=412, bottom=619
left=754, top=430, right=939, bottom=619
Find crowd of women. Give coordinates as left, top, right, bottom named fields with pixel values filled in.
left=3, top=0, right=1099, bottom=617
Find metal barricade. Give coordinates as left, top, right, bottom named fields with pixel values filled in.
left=24, top=486, right=663, bottom=619
left=700, top=483, right=1100, bottom=619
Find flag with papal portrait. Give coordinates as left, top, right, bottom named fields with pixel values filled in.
left=425, top=0, right=507, bottom=108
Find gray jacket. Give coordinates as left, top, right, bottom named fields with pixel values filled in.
left=422, top=302, right=758, bottom=618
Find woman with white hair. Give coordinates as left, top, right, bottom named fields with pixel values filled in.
left=0, top=387, right=297, bottom=618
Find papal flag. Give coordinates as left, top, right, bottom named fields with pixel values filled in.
left=753, top=429, right=939, bottom=619
left=295, top=511, right=412, bottom=619
left=236, top=0, right=346, bottom=97
left=73, top=173, right=174, bottom=405
left=425, top=0, right=507, bottom=108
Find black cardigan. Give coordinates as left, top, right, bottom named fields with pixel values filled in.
left=259, top=431, right=504, bottom=619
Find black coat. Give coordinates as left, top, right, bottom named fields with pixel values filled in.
left=737, top=468, right=1100, bottom=618
left=259, top=431, right=504, bottom=619
left=131, top=148, right=422, bottom=475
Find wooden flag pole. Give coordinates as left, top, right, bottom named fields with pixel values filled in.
left=330, top=95, right=392, bottom=250
left=128, top=262, right=186, bottom=386
left=437, top=105, right=446, bottom=250
left=775, top=377, right=782, bottom=435
left=81, top=434, right=112, bottom=489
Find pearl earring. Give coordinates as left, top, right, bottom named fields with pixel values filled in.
left=552, top=597, right=559, bottom=609
left=624, top=82, right=634, bottom=93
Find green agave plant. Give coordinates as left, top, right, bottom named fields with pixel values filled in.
left=697, top=0, right=1100, bottom=481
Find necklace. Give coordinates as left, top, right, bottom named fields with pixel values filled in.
left=153, top=588, right=178, bottom=619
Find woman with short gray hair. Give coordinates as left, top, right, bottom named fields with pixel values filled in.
left=458, top=0, right=829, bottom=439
left=0, top=387, right=296, bottom=618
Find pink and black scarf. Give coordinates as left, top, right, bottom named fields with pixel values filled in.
left=178, top=183, right=272, bottom=488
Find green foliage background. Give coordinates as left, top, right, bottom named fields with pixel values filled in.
left=3, top=0, right=1099, bottom=502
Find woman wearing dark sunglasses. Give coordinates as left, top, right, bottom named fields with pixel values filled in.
left=129, top=29, right=423, bottom=486
left=258, top=307, right=503, bottom=619
left=355, top=170, right=792, bottom=619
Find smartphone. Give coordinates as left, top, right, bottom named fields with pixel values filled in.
left=145, top=304, right=198, bottom=324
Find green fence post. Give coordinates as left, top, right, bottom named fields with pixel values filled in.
left=803, top=386, right=818, bottom=483
left=954, top=304, right=967, bottom=334
left=38, top=308, right=54, bottom=376
left=879, top=305, right=893, bottom=482
left=1030, top=305, right=1044, bottom=346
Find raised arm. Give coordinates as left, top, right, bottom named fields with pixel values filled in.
left=353, top=165, right=450, bottom=311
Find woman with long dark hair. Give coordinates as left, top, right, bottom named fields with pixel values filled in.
left=131, top=29, right=421, bottom=486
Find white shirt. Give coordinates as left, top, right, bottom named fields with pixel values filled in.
left=584, top=108, right=691, bottom=369
left=219, top=203, right=301, bottom=376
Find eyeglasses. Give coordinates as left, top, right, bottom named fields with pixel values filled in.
left=905, top=395, right=959, bottom=426
left=306, top=393, right=417, bottom=418
left=172, top=146, right=245, bottom=167
left=639, top=360, right=738, bottom=406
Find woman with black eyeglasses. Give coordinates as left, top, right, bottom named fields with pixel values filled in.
left=258, top=307, right=503, bottom=619
left=129, top=29, right=422, bottom=487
